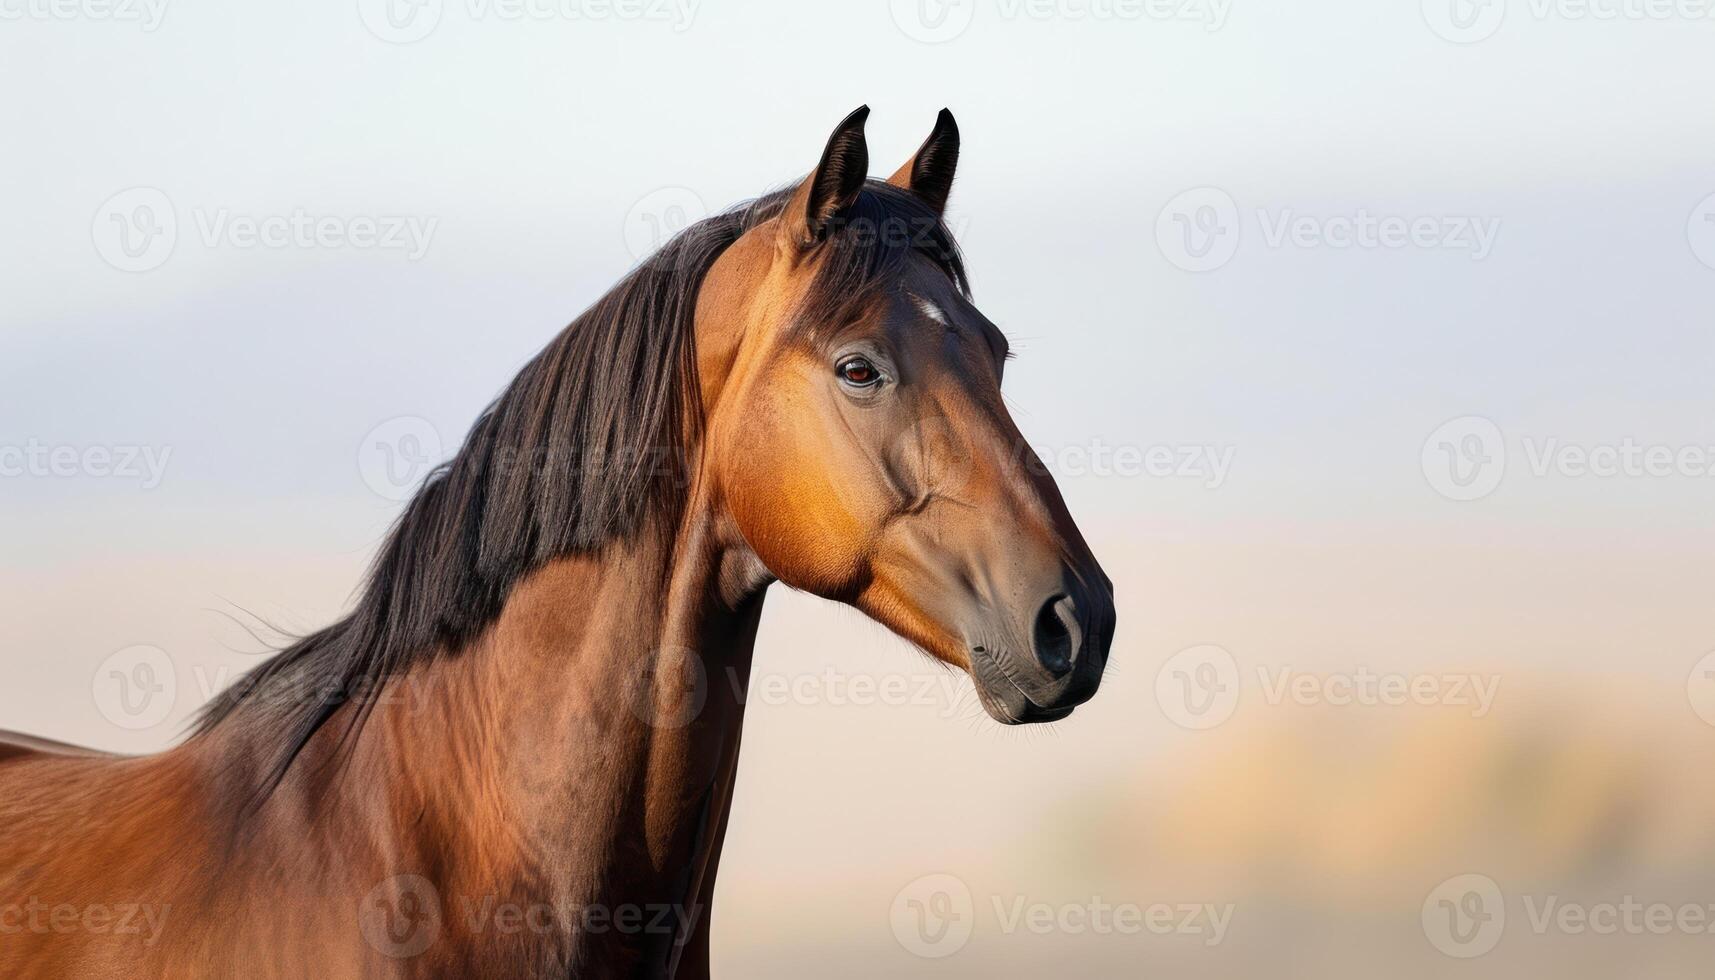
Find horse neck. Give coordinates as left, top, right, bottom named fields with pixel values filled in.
left=216, top=506, right=766, bottom=970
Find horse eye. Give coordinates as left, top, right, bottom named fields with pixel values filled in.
left=837, top=356, right=880, bottom=387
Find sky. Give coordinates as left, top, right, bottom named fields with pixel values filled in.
left=3, top=1, right=1714, bottom=974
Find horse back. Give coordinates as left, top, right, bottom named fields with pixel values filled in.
left=0, top=730, right=113, bottom=766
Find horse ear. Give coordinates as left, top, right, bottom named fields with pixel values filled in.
left=780, top=105, right=871, bottom=250
left=887, top=108, right=959, bottom=216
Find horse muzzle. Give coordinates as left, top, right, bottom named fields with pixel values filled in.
left=963, top=570, right=1114, bottom=724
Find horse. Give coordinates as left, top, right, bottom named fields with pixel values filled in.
left=0, top=106, right=1114, bottom=978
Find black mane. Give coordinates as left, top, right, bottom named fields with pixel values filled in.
left=196, top=181, right=967, bottom=796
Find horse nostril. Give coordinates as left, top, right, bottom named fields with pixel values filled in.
left=1031, top=594, right=1080, bottom=677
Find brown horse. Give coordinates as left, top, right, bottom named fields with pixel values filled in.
left=0, top=107, right=1114, bottom=978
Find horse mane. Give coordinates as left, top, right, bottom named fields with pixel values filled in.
left=195, top=181, right=967, bottom=799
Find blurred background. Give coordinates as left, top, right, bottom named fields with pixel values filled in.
left=3, top=0, right=1714, bottom=975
